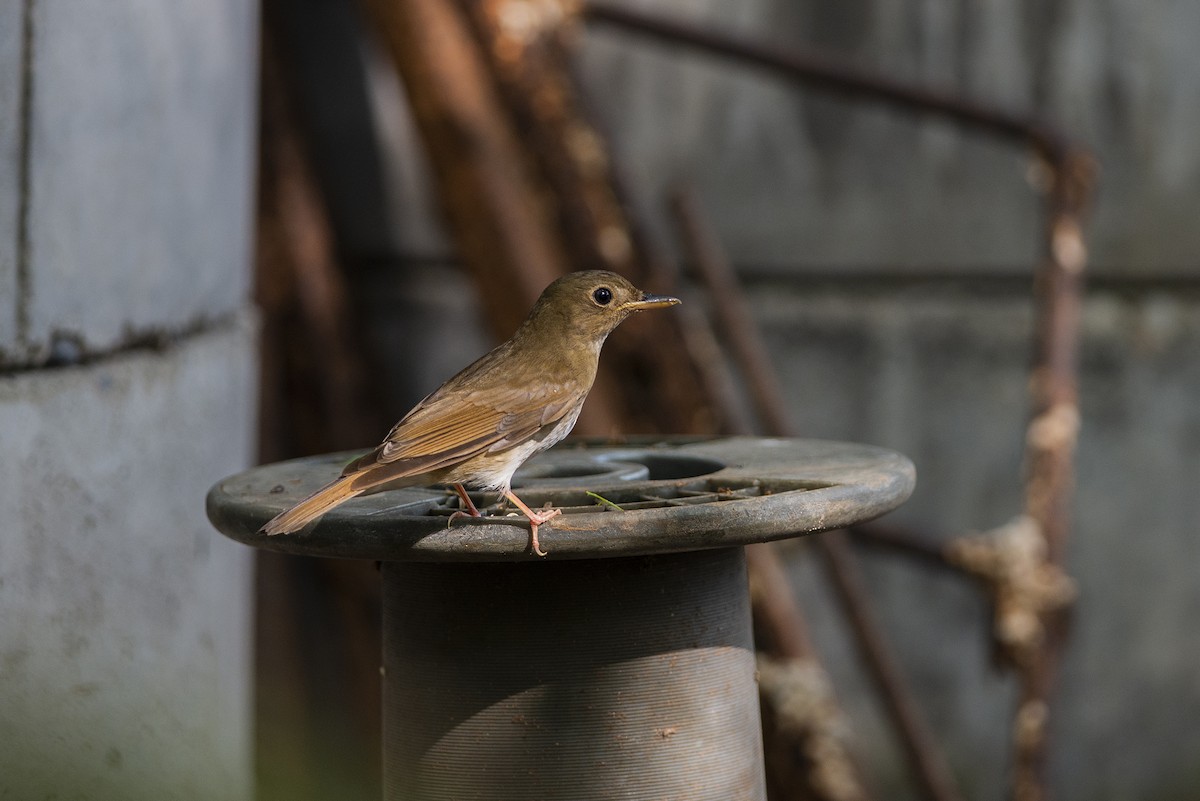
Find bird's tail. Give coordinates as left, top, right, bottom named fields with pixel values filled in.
left=260, top=475, right=364, bottom=535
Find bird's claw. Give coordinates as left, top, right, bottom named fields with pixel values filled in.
left=527, top=508, right=561, bottom=557
left=530, top=528, right=547, bottom=557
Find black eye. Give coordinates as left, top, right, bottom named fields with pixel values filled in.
left=592, top=287, right=613, bottom=305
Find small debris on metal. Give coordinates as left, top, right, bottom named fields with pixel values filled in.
left=585, top=490, right=625, bottom=511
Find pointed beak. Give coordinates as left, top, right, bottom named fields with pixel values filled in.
left=624, top=292, right=681, bottom=311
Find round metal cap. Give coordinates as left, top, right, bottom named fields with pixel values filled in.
left=205, top=437, right=915, bottom=561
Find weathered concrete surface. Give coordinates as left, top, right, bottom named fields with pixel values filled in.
left=15, top=0, right=257, bottom=361
left=741, top=279, right=1200, bottom=801
left=0, top=317, right=257, bottom=801
left=0, top=1, right=260, bottom=798
left=576, top=0, right=1200, bottom=277
left=0, top=0, right=22, bottom=352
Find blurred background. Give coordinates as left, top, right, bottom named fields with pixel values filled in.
left=1, top=1, right=1197, bottom=800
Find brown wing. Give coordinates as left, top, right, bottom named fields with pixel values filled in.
left=341, top=378, right=580, bottom=488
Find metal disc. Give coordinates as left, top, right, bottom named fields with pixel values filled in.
left=205, top=437, right=915, bottom=561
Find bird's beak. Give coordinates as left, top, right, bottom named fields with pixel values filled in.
left=623, top=293, right=681, bottom=311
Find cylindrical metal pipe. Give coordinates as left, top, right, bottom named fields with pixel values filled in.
left=382, top=547, right=765, bottom=800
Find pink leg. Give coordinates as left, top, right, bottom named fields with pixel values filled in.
left=503, top=490, right=561, bottom=557
left=447, top=483, right=483, bottom=524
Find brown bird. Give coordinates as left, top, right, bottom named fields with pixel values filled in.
left=260, top=270, right=680, bottom=555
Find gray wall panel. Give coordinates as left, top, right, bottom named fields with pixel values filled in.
left=23, top=0, right=257, bottom=357
left=0, top=1, right=24, bottom=353
left=576, top=0, right=1200, bottom=276
left=0, top=319, right=257, bottom=800
left=747, top=280, right=1200, bottom=801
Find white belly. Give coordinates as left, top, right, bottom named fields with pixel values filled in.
left=445, top=400, right=585, bottom=492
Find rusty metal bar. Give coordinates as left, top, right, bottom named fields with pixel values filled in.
left=820, top=532, right=964, bottom=801
left=654, top=256, right=757, bottom=437
left=1024, top=152, right=1092, bottom=566
left=359, top=0, right=565, bottom=335
left=359, top=0, right=637, bottom=436
left=434, top=0, right=716, bottom=434
left=672, top=187, right=964, bottom=801
left=582, top=0, right=1070, bottom=162
left=458, top=0, right=634, bottom=275
left=745, top=543, right=816, bottom=661
left=847, top=523, right=961, bottom=573
left=665, top=201, right=875, bottom=801
left=670, top=190, right=793, bottom=436
left=257, top=11, right=388, bottom=460
left=1011, top=148, right=1093, bottom=801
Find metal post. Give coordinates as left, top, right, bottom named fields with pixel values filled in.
left=382, top=549, right=762, bottom=800
left=207, top=437, right=915, bottom=800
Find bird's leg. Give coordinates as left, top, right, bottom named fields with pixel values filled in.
left=447, top=483, right=483, bottom=525
left=503, top=490, right=561, bottom=557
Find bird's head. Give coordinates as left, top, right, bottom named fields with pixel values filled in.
left=521, top=270, right=681, bottom=345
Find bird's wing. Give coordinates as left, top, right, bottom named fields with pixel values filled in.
left=342, top=380, right=580, bottom=482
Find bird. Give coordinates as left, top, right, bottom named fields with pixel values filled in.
left=260, top=270, right=680, bottom=556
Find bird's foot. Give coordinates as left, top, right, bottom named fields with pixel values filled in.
left=526, top=509, right=562, bottom=557
left=446, top=483, right=483, bottom=527
left=504, top=490, right=561, bottom=557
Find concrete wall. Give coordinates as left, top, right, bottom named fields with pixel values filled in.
left=0, top=2, right=259, bottom=799
left=580, top=0, right=1200, bottom=278
left=749, top=279, right=1200, bottom=801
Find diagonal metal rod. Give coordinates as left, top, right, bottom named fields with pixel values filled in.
left=848, top=523, right=961, bottom=573
left=582, top=0, right=1070, bottom=162
left=672, top=187, right=965, bottom=801
left=663, top=204, right=877, bottom=801
left=744, top=543, right=816, bottom=661
left=819, top=530, right=964, bottom=801
left=669, top=192, right=793, bottom=436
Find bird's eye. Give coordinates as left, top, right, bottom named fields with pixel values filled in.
left=592, top=287, right=613, bottom=306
